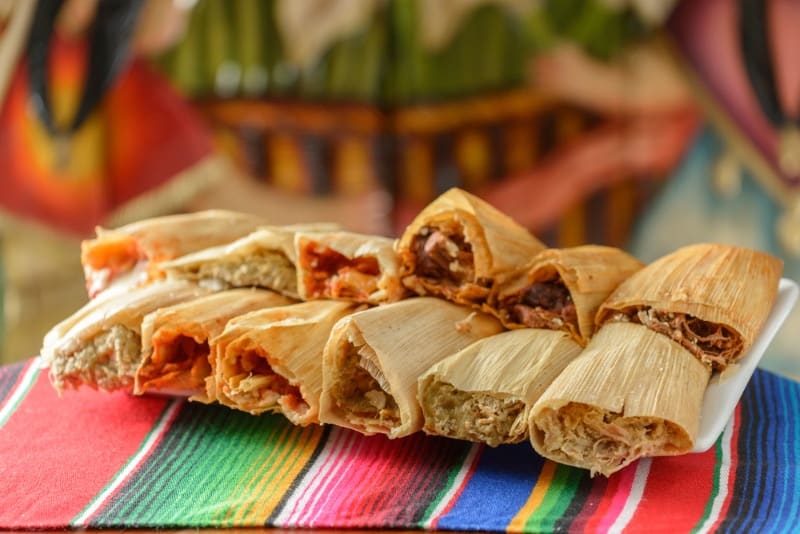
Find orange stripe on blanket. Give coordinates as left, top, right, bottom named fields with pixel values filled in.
left=507, top=459, right=557, bottom=532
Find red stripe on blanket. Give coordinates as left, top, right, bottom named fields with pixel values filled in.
left=0, top=373, right=169, bottom=528
left=624, top=448, right=716, bottom=531
left=709, top=404, right=742, bottom=531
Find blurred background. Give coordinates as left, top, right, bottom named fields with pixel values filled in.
left=1, top=0, right=798, bottom=380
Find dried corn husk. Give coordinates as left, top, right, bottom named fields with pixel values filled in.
left=320, top=297, right=504, bottom=438
left=530, top=322, right=711, bottom=477
left=597, top=243, right=782, bottom=369
left=81, top=210, right=266, bottom=298
left=135, top=289, right=294, bottom=398
left=212, top=300, right=358, bottom=425
left=491, top=246, right=643, bottom=345
left=163, top=224, right=338, bottom=298
left=41, top=281, right=211, bottom=393
left=295, top=231, right=406, bottom=304
left=419, top=329, right=582, bottom=446
left=397, top=188, right=545, bottom=307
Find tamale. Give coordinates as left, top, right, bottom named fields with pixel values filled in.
left=419, top=329, right=582, bottom=446
left=295, top=231, right=407, bottom=304
left=135, top=289, right=294, bottom=398
left=597, top=243, right=782, bottom=370
left=397, top=188, right=546, bottom=307
left=491, top=246, right=643, bottom=345
left=529, top=322, right=711, bottom=477
left=320, top=298, right=504, bottom=438
left=41, top=281, right=210, bottom=393
left=163, top=223, right=338, bottom=298
left=81, top=210, right=266, bottom=298
left=212, top=300, right=358, bottom=425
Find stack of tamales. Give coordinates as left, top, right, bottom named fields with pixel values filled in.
left=41, top=188, right=783, bottom=477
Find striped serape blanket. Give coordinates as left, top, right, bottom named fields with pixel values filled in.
left=1, top=358, right=798, bottom=532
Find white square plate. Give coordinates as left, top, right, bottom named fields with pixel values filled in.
left=692, top=278, right=799, bottom=452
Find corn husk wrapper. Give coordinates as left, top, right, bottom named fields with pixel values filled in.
left=81, top=210, right=266, bottom=298
left=491, top=246, right=643, bottom=345
left=41, top=281, right=211, bottom=393
left=296, top=231, right=406, bottom=304
left=419, top=329, right=582, bottom=446
left=320, top=297, right=504, bottom=438
left=213, top=300, right=358, bottom=425
left=162, top=223, right=339, bottom=298
left=135, top=289, right=294, bottom=398
left=397, top=188, right=546, bottom=306
left=597, top=243, right=782, bottom=369
left=530, top=322, right=711, bottom=477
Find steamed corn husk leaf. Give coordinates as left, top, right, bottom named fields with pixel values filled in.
left=136, top=288, right=294, bottom=397
left=419, top=328, right=582, bottom=446
left=320, top=297, right=503, bottom=438
left=212, top=300, right=358, bottom=425
left=530, top=322, right=711, bottom=477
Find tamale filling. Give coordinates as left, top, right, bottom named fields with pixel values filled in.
left=405, top=223, right=491, bottom=303
left=139, top=335, right=210, bottom=392
left=502, top=278, right=578, bottom=331
left=611, top=307, right=743, bottom=370
left=51, top=325, right=141, bottom=391
left=174, top=251, right=297, bottom=294
left=535, top=403, right=689, bottom=477
left=301, top=243, right=381, bottom=300
left=331, top=343, right=400, bottom=428
left=421, top=381, right=526, bottom=447
left=83, top=237, right=142, bottom=297
left=222, top=349, right=308, bottom=416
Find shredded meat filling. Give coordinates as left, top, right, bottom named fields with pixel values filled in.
left=421, top=381, right=526, bottom=446
left=406, top=226, right=491, bottom=303
left=302, top=244, right=380, bottom=300
left=535, top=403, right=687, bottom=477
left=222, top=349, right=308, bottom=417
left=503, top=279, right=577, bottom=331
left=611, top=307, right=743, bottom=370
left=330, top=344, right=400, bottom=428
left=139, top=335, right=210, bottom=393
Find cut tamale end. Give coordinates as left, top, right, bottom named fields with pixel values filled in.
left=42, top=281, right=211, bottom=393
left=596, top=243, right=782, bottom=370
left=135, top=289, right=294, bottom=398
left=81, top=210, right=267, bottom=298
left=295, top=231, right=406, bottom=304
left=397, top=188, right=545, bottom=306
left=530, top=322, right=711, bottom=477
left=163, top=223, right=338, bottom=298
left=491, top=245, right=643, bottom=345
left=212, top=300, right=357, bottom=425
left=419, top=329, right=582, bottom=446
left=320, top=297, right=504, bottom=438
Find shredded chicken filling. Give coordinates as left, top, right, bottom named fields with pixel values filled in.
left=222, top=349, right=307, bottom=416
left=139, top=335, right=210, bottom=392
left=421, top=381, right=526, bottom=447
left=536, top=403, right=687, bottom=477
left=503, top=278, right=577, bottom=331
left=611, top=307, right=743, bottom=370
left=330, top=344, right=400, bottom=428
left=175, top=251, right=297, bottom=294
left=301, top=243, right=380, bottom=300
left=51, top=325, right=141, bottom=391
left=406, top=224, right=491, bottom=303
